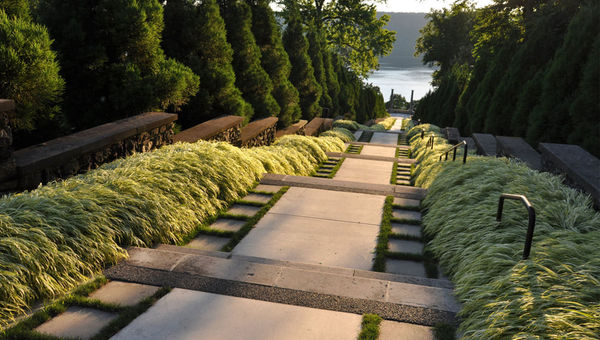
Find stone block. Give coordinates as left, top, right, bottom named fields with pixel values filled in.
left=240, top=117, right=278, bottom=147
left=226, top=204, right=261, bottom=217
left=539, top=143, right=600, bottom=207
left=253, top=184, right=282, bottom=193
left=187, top=235, right=230, bottom=251
left=388, top=239, right=424, bottom=254
left=174, top=115, right=243, bottom=144
left=379, top=320, right=434, bottom=340
left=386, top=259, right=426, bottom=277
left=393, top=197, right=420, bottom=207
left=241, top=193, right=272, bottom=204
left=444, top=127, right=461, bottom=144
left=34, top=306, right=118, bottom=340
left=496, top=136, right=541, bottom=170
left=393, top=210, right=422, bottom=221
left=89, top=281, right=159, bottom=307
left=472, top=133, right=497, bottom=156
left=391, top=223, right=422, bottom=238
left=209, top=218, right=246, bottom=232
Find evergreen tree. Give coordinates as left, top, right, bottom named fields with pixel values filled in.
left=0, top=4, right=64, bottom=145
left=219, top=0, right=279, bottom=120
left=323, top=51, right=340, bottom=116
left=568, top=33, right=600, bottom=157
left=307, top=28, right=332, bottom=112
left=0, top=0, right=29, bottom=19
left=163, top=0, right=252, bottom=128
left=247, top=0, right=301, bottom=127
left=37, top=0, right=199, bottom=130
left=526, top=2, right=600, bottom=145
left=282, top=4, right=321, bottom=120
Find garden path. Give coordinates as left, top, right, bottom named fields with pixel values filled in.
left=33, top=115, right=457, bottom=340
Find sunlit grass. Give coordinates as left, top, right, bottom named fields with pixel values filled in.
left=407, top=124, right=600, bottom=338
left=0, top=135, right=345, bottom=328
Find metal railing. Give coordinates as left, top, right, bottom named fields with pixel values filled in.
left=496, top=194, right=536, bottom=260
left=426, top=134, right=435, bottom=149
left=439, top=140, right=468, bottom=164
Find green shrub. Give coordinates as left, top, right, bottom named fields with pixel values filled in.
left=409, top=123, right=600, bottom=338
left=369, top=117, right=395, bottom=130
left=0, top=135, right=344, bottom=327
left=332, top=119, right=360, bottom=131
left=319, top=127, right=355, bottom=143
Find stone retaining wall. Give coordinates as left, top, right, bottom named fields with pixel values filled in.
left=9, top=112, right=177, bottom=191
left=240, top=117, right=278, bottom=147
left=174, top=116, right=243, bottom=145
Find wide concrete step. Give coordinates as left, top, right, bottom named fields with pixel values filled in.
left=260, top=173, right=427, bottom=200
left=105, top=247, right=459, bottom=326
left=349, top=141, right=410, bottom=150
left=326, top=152, right=416, bottom=164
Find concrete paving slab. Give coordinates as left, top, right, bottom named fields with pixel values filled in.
left=89, top=281, right=159, bottom=307
left=393, top=210, right=422, bottom=221
left=361, top=145, right=396, bottom=157
left=187, top=235, right=229, bottom=251
left=389, top=239, right=424, bottom=254
left=371, top=132, right=399, bottom=145
left=386, top=259, right=426, bottom=277
left=253, top=184, right=282, bottom=193
left=379, top=320, right=434, bottom=340
left=387, top=281, right=461, bottom=313
left=391, top=223, right=422, bottom=237
left=393, top=198, right=420, bottom=207
left=35, top=307, right=117, bottom=340
left=209, top=219, right=246, bottom=232
left=396, top=180, right=411, bottom=186
left=268, top=186, right=385, bottom=225
left=111, top=289, right=362, bottom=340
left=260, top=173, right=427, bottom=200
left=327, top=152, right=416, bottom=164
left=334, top=158, right=393, bottom=185
left=226, top=204, right=260, bottom=217
left=232, top=213, right=379, bottom=270
left=241, top=193, right=271, bottom=204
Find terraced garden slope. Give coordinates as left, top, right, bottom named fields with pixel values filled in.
left=0, top=135, right=344, bottom=328
left=407, top=124, right=600, bottom=338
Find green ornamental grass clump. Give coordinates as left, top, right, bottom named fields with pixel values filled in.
left=0, top=135, right=344, bottom=327
left=332, top=119, right=360, bottom=131
left=319, top=127, right=355, bottom=143
left=407, top=124, right=600, bottom=338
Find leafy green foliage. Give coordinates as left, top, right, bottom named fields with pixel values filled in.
left=0, top=134, right=344, bottom=327
left=357, top=313, right=382, bottom=340
left=323, top=51, right=340, bottom=116
left=408, top=123, right=600, bottom=338
left=36, top=0, right=199, bottom=131
left=0, top=0, right=29, bottom=19
left=247, top=0, right=301, bottom=127
left=0, top=9, right=64, bottom=135
left=282, top=4, right=321, bottom=120
left=162, top=0, right=253, bottom=128
left=307, top=28, right=331, bottom=111
left=279, top=0, right=395, bottom=78
left=220, top=0, right=279, bottom=120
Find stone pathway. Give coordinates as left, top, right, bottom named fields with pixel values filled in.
left=31, top=115, right=457, bottom=340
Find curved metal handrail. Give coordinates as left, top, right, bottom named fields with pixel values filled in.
left=438, top=140, right=468, bottom=164
left=496, top=194, right=536, bottom=260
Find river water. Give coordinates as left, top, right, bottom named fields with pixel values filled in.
left=366, top=67, right=435, bottom=102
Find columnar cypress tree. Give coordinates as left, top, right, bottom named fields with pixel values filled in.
left=282, top=5, right=321, bottom=120
left=37, top=0, right=199, bottom=130
left=526, top=2, right=599, bottom=146
left=568, top=34, right=600, bottom=157
left=307, top=28, right=332, bottom=112
left=323, top=51, right=341, bottom=116
left=219, top=0, right=279, bottom=120
left=163, top=0, right=253, bottom=127
left=247, top=0, right=301, bottom=127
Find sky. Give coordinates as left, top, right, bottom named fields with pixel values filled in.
left=376, top=0, right=495, bottom=13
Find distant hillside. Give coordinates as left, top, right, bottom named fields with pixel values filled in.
left=378, top=12, right=428, bottom=69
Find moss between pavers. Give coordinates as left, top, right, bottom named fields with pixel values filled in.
left=345, top=144, right=363, bottom=154
left=312, top=157, right=345, bottom=179
left=1, top=276, right=170, bottom=340
left=357, top=314, right=382, bottom=340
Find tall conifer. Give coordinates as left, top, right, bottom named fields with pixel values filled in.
left=219, top=0, right=279, bottom=120
left=282, top=4, right=321, bottom=120
left=163, top=0, right=253, bottom=127
left=247, top=0, right=301, bottom=127
left=307, top=28, right=332, bottom=113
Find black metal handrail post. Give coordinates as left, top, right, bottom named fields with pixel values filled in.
left=496, top=194, right=536, bottom=260
left=438, top=140, right=468, bottom=163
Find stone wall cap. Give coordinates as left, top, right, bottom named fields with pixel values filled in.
left=539, top=143, right=600, bottom=194
left=275, top=120, right=307, bottom=138
left=304, top=117, right=326, bottom=136
left=496, top=136, right=541, bottom=170
left=472, top=133, right=497, bottom=157
left=240, top=117, right=278, bottom=142
left=0, top=99, right=15, bottom=112
left=174, top=115, right=243, bottom=143
left=15, top=112, right=177, bottom=170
